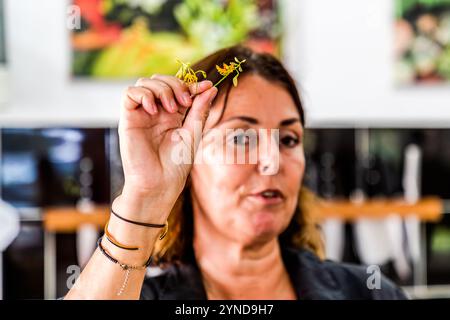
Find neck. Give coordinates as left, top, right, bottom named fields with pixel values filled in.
left=192, top=213, right=296, bottom=300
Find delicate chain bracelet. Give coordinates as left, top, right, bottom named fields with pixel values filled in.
left=97, top=236, right=152, bottom=296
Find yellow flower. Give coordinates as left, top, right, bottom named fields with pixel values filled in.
left=214, top=57, right=246, bottom=87
left=175, top=59, right=206, bottom=86
left=175, top=57, right=246, bottom=93
left=216, top=62, right=236, bottom=76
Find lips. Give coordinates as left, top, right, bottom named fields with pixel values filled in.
left=248, top=188, right=284, bottom=205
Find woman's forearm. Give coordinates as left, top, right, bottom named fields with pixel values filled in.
left=65, top=72, right=214, bottom=299
left=65, top=192, right=172, bottom=300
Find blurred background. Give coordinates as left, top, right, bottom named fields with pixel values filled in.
left=0, top=0, right=450, bottom=300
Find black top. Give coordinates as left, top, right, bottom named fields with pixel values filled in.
left=140, top=247, right=407, bottom=300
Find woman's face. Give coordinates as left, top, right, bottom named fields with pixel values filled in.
left=190, top=74, right=305, bottom=246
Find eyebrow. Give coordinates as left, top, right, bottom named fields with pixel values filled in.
left=221, top=116, right=301, bottom=127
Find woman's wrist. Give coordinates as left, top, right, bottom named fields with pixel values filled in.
left=99, top=232, right=153, bottom=267
left=103, top=216, right=160, bottom=266
left=103, top=192, right=173, bottom=265
left=114, top=186, right=174, bottom=223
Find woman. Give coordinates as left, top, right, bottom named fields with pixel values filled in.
left=65, top=45, right=406, bottom=300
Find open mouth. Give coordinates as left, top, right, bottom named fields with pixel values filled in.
left=249, top=189, right=284, bottom=205
left=259, top=189, right=283, bottom=199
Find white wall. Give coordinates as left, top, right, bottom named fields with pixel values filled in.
left=0, top=66, right=7, bottom=109
left=3, top=0, right=125, bottom=127
left=2, top=0, right=450, bottom=127
left=288, top=0, right=450, bottom=128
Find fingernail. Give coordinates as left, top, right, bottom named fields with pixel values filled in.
left=198, top=80, right=212, bottom=89
left=182, top=92, right=191, bottom=105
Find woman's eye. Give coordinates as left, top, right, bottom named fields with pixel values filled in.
left=280, top=135, right=300, bottom=148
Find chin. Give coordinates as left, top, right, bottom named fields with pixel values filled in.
left=247, top=211, right=283, bottom=241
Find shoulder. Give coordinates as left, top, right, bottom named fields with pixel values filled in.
left=324, top=259, right=407, bottom=299
left=292, top=248, right=408, bottom=300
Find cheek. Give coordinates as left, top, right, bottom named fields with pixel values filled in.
left=284, top=147, right=305, bottom=182
left=191, top=160, right=252, bottom=212
left=195, top=140, right=254, bottom=192
left=282, top=149, right=305, bottom=206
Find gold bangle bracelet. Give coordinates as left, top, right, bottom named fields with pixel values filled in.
left=159, top=220, right=169, bottom=240
left=104, top=220, right=139, bottom=251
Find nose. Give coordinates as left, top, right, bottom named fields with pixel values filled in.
left=257, top=129, right=280, bottom=176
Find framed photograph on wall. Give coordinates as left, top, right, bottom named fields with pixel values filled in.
left=71, top=0, right=282, bottom=79
left=395, top=0, right=450, bottom=85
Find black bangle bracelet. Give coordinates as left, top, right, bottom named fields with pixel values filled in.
left=111, top=207, right=166, bottom=228
left=97, top=236, right=152, bottom=270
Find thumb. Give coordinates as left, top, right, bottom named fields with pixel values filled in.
left=177, top=86, right=217, bottom=162
left=182, top=86, right=218, bottom=136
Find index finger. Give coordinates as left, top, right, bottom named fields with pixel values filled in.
left=149, top=74, right=192, bottom=107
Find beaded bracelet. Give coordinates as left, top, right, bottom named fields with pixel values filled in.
left=97, top=236, right=152, bottom=296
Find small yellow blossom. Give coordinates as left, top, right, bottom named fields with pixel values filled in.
left=216, top=62, right=236, bottom=76
left=214, top=57, right=246, bottom=87
left=175, top=57, right=246, bottom=94
left=175, top=59, right=207, bottom=86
